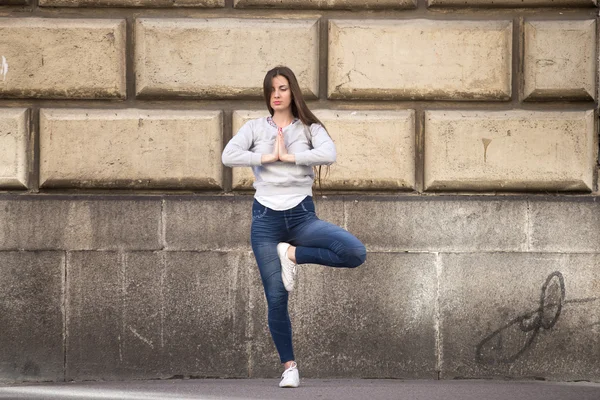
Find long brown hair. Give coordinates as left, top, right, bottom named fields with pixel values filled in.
left=263, top=66, right=330, bottom=192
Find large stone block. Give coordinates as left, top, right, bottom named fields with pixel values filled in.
left=0, top=108, right=29, bottom=189
left=428, top=0, right=596, bottom=6
left=249, top=252, right=438, bottom=378
left=0, top=18, right=125, bottom=99
left=40, top=0, right=222, bottom=5
left=346, top=197, right=527, bottom=252
left=439, top=253, right=600, bottom=381
left=529, top=199, right=600, bottom=252
left=162, top=251, right=250, bottom=377
left=314, top=110, right=415, bottom=190
left=40, top=109, right=223, bottom=189
left=0, top=252, right=64, bottom=383
left=424, top=110, right=596, bottom=191
left=234, top=0, right=416, bottom=8
left=230, top=110, right=415, bottom=191
left=524, top=20, right=596, bottom=101
left=66, top=251, right=127, bottom=380
left=66, top=251, right=250, bottom=380
left=0, top=197, right=161, bottom=250
left=328, top=20, right=512, bottom=100
left=165, top=196, right=253, bottom=251
left=135, top=18, right=319, bottom=99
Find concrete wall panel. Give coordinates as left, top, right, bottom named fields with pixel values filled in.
left=234, top=0, right=416, bottom=8
left=40, top=0, right=223, bottom=6
left=524, top=20, right=596, bottom=101
left=0, top=108, right=29, bottom=189
left=40, top=109, right=223, bottom=189
left=135, top=18, right=319, bottom=99
left=0, top=18, right=125, bottom=99
left=439, top=253, right=600, bottom=381
left=66, top=251, right=250, bottom=380
left=0, top=198, right=161, bottom=251
left=424, top=110, right=596, bottom=191
left=165, top=196, right=252, bottom=251
left=328, top=20, right=512, bottom=100
left=346, top=197, right=528, bottom=252
left=530, top=199, right=600, bottom=252
left=429, top=0, right=596, bottom=6
left=0, top=252, right=64, bottom=383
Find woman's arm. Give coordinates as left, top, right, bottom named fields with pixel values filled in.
left=222, top=120, right=280, bottom=166
left=222, top=121, right=264, bottom=167
left=292, top=124, right=336, bottom=166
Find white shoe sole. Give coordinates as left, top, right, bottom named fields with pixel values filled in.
left=277, top=242, right=297, bottom=292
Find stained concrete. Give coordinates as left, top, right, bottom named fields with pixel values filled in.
left=0, top=252, right=64, bottom=383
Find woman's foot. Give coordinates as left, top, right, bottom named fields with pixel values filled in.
left=279, top=361, right=299, bottom=388
left=277, top=242, right=297, bottom=291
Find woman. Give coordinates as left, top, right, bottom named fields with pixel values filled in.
left=221, top=66, right=367, bottom=388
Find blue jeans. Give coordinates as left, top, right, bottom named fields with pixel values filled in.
left=250, top=196, right=367, bottom=363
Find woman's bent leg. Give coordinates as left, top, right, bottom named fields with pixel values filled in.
left=292, top=217, right=367, bottom=268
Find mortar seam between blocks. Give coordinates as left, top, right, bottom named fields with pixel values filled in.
left=434, top=252, right=442, bottom=379
left=63, top=250, right=68, bottom=382
left=526, top=200, right=532, bottom=251
left=161, top=199, right=167, bottom=250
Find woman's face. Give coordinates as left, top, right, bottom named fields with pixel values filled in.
left=270, top=75, right=292, bottom=113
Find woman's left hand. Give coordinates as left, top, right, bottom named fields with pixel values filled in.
left=278, top=131, right=295, bottom=163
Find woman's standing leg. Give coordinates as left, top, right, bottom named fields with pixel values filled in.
left=250, top=201, right=295, bottom=365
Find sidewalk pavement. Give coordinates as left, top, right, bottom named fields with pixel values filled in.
left=1, top=379, right=600, bottom=400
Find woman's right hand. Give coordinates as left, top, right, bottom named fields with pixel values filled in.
left=261, top=130, right=281, bottom=164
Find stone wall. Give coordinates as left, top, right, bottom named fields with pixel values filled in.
left=0, top=0, right=598, bottom=384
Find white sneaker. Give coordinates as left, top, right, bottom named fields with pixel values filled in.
left=279, top=362, right=300, bottom=388
left=277, top=242, right=297, bottom=292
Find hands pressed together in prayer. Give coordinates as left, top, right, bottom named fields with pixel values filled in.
left=261, top=127, right=295, bottom=164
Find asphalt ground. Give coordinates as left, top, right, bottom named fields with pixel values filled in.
left=1, top=379, right=600, bottom=400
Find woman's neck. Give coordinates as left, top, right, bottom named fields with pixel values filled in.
left=272, top=111, right=295, bottom=128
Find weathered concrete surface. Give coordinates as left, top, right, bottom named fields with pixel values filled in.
left=165, top=196, right=252, bottom=250
left=66, top=251, right=250, bottom=380
left=40, top=0, right=223, bottom=6
left=529, top=199, right=600, bottom=252
left=0, top=252, right=64, bottom=383
left=0, top=18, right=125, bottom=99
left=249, top=252, right=438, bottom=378
left=135, top=18, right=319, bottom=99
left=328, top=20, right=512, bottom=100
left=424, top=110, right=596, bottom=191
left=234, top=0, right=416, bottom=8
left=0, top=198, right=161, bottom=250
left=346, top=197, right=528, bottom=252
left=2, top=379, right=600, bottom=400
left=39, top=109, right=223, bottom=189
left=429, top=0, right=596, bottom=6
left=439, top=252, right=600, bottom=381
left=524, top=20, right=596, bottom=101
left=0, top=195, right=598, bottom=383
left=230, top=110, right=415, bottom=191
left=0, top=108, right=29, bottom=189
